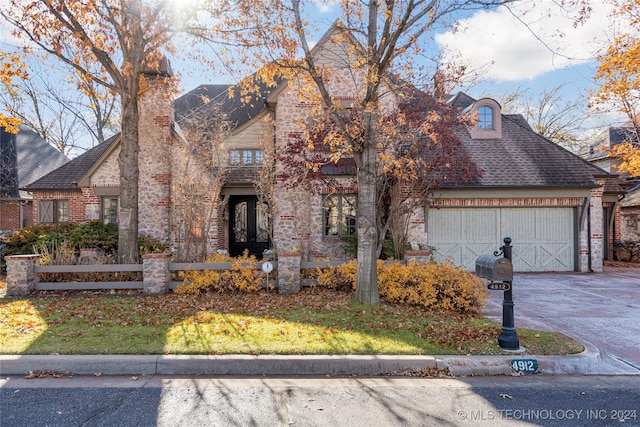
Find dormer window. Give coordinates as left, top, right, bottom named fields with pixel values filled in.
left=468, top=98, right=501, bottom=139
left=478, top=106, right=494, bottom=130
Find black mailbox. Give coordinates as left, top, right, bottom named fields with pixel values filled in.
left=475, top=255, right=513, bottom=282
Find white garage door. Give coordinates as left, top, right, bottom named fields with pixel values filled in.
left=427, top=207, right=575, bottom=272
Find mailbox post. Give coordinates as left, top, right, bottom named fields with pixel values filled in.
left=495, top=237, right=520, bottom=350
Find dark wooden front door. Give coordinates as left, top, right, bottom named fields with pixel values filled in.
left=229, top=196, right=270, bottom=257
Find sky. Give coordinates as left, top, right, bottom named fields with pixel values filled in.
left=0, top=0, right=629, bottom=150
left=168, top=0, right=625, bottom=134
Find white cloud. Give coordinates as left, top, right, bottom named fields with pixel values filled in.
left=313, top=0, right=338, bottom=14
left=435, top=1, right=615, bottom=83
left=0, top=19, right=23, bottom=47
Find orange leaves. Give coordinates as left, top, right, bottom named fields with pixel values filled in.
left=313, top=260, right=488, bottom=316
left=593, top=0, right=640, bottom=130
left=175, top=251, right=264, bottom=294
left=609, top=142, right=640, bottom=177
left=0, top=52, right=27, bottom=132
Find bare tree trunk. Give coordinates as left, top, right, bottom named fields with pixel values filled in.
left=355, top=109, right=379, bottom=305
left=118, top=92, right=139, bottom=263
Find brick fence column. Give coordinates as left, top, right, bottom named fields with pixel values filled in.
left=142, top=253, right=172, bottom=295
left=404, top=250, right=432, bottom=263
left=277, top=252, right=301, bottom=294
left=5, top=255, right=41, bottom=296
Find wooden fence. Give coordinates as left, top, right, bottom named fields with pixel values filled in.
left=4, top=251, right=431, bottom=296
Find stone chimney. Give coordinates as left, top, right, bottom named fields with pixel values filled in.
left=137, top=57, right=174, bottom=243
left=433, top=71, right=445, bottom=99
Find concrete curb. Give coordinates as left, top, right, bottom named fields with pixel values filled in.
left=0, top=355, right=441, bottom=377
left=3, top=348, right=634, bottom=377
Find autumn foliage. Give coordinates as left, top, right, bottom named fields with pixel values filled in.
left=592, top=0, right=640, bottom=176
left=0, top=51, right=26, bottom=133
left=175, top=252, right=264, bottom=294
left=315, top=260, right=487, bottom=316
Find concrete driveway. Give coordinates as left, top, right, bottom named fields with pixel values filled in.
left=484, top=266, right=640, bottom=375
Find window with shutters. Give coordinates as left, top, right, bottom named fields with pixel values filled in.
left=38, top=200, right=69, bottom=223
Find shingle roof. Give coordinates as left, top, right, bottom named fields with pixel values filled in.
left=446, top=105, right=613, bottom=189
left=621, top=183, right=640, bottom=208
left=1, top=126, right=68, bottom=198
left=225, top=166, right=258, bottom=186
left=174, top=73, right=284, bottom=132
left=23, top=134, right=118, bottom=191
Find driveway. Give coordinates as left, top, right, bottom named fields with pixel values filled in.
left=483, top=266, right=640, bottom=374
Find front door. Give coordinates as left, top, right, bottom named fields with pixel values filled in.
left=229, top=196, right=270, bottom=257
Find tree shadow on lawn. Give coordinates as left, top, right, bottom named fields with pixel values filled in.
left=0, top=288, right=581, bottom=356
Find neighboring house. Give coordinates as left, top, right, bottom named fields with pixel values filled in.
left=582, top=126, right=640, bottom=243
left=25, top=23, right=621, bottom=272
left=0, top=126, right=68, bottom=230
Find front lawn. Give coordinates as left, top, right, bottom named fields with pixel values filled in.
left=0, top=285, right=583, bottom=356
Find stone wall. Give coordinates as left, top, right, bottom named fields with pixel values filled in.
left=272, top=29, right=396, bottom=260
left=613, top=240, right=640, bottom=263
left=620, top=209, right=640, bottom=241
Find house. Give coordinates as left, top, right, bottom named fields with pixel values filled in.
left=0, top=126, right=68, bottom=230
left=581, top=126, right=640, bottom=244
left=24, top=23, right=621, bottom=272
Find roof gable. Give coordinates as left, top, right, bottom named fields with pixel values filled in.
left=24, top=134, right=118, bottom=191
left=1, top=126, right=68, bottom=198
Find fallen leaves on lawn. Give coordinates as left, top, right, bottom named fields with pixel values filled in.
left=3, top=287, right=503, bottom=354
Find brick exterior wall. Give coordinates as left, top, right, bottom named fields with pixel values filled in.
left=32, top=190, right=86, bottom=224
left=1, top=201, right=21, bottom=230
left=430, top=197, right=585, bottom=208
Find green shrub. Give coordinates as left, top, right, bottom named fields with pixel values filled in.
left=2, top=222, right=118, bottom=259
left=339, top=235, right=396, bottom=260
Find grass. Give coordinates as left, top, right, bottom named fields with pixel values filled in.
left=0, top=277, right=583, bottom=356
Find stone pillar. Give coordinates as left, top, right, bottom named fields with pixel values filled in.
left=142, top=253, right=171, bottom=295
left=404, top=250, right=431, bottom=263
left=277, top=252, right=301, bottom=294
left=5, top=255, right=41, bottom=296
left=590, top=186, right=604, bottom=273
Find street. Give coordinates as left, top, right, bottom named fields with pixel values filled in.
left=1, top=375, right=639, bottom=427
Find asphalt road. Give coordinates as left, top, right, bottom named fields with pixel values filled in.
left=1, top=375, right=639, bottom=427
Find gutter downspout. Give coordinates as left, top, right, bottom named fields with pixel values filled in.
left=609, top=194, right=625, bottom=260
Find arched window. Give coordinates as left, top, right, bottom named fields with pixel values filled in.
left=478, top=106, right=494, bottom=129
left=323, top=194, right=356, bottom=237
